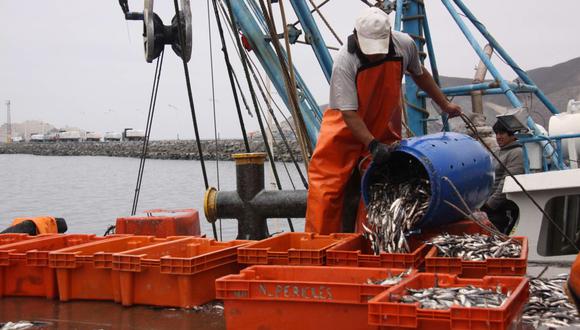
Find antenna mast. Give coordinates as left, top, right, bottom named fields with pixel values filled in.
left=5, top=100, right=11, bottom=144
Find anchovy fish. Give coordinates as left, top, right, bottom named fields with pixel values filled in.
left=365, top=179, right=430, bottom=255
left=367, top=268, right=413, bottom=286
left=427, top=233, right=522, bottom=261
left=522, top=274, right=580, bottom=328
left=399, top=285, right=508, bottom=310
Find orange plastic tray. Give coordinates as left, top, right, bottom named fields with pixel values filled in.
left=237, top=232, right=356, bottom=266
left=216, top=265, right=416, bottom=330
left=326, top=235, right=430, bottom=269
left=368, top=273, right=529, bottom=329
left=0, top=234, right=107, bottom=298
left=115, top=208, right=201, bottom=237
left=425, top=236, right=528, bottom=278
left=0, top=233, right=43, bottom=247
left=49, top=235, right=188, bottom=302
left=112, top=238, right=249, bottom=308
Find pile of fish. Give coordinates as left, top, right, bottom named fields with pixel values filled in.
left=428, top=233, right=522, bottom=261
left=366, top=268, right=413, bottom=286
left=364, top=179, right=430, bottom=254
left=522, top=274, right=580, bottom=328
left=399, top=285, right=508, bottom=310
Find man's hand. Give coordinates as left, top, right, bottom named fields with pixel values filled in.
left=441, top=101, right=462, bottom=118
left=369, top=139, right=395, bottom=164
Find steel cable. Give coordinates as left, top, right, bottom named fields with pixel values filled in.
left=173, top=0, right=218, bottom=240
left=131, top=50, right=164, bottom=216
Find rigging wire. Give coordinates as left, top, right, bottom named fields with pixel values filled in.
left=460, top=113, right=580, bottom=252
left=207, top=0, right=223, bottom=241
left=216, top=0, right=307, bottom=188
left=216, top=0, right=300, bottom=142
left=210, top=0, right=252, bottom=152
left=131, top=50, right=165, bottom=216
left=306, top=0, right=343, bottom=45
left=172, top=0, right=218, bottom=240
left=224, top=0, right=295, bottom=232
left=259, top=0, right=312, bottom=168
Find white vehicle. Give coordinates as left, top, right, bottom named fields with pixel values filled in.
left=11, top=136, right=23, bottom=143
left=123, top=128, right=145, bottom=141
left=29, top=134, right=45, bottom=142
left=85, top=132, right=102, bottom=142
left=104, top=132, right=122, bottom=141
left=58, top=131, right=81, bottom=142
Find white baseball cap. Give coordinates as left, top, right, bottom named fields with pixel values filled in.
left=355, top=7, right=391, bottom=55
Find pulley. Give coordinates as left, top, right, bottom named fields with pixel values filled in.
left=119, top=0, right=192, bottom=63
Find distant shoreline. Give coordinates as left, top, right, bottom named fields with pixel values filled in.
left=0, top=140, right=303, bottom=162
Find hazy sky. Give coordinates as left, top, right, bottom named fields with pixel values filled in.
left=1, top=1, right=579, bottom=139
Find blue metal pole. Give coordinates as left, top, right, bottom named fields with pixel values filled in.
left=441, top=0, right=564, bottom=169
left=289, top=0, right=333, bottom=82
left=394, top=0, right=403, bottom=31
left=418, top=82, right=538, bottom=97
left=229, top=0, right=321, bottom=147
left=403, top=0, right=428, bottom=136
left=419, top=2, right=449, bottom=131
left=452, top=0, right=560, bottom=115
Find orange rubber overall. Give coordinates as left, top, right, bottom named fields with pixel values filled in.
left=305, top=51, right=403, bottom=234
left=11, top=216, right=58, bottom=234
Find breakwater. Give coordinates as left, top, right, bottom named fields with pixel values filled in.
left=0, top=139, right=304, bottom=162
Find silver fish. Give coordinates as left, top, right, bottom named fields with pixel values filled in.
left=427, top=233, right=522, bottom=261
left=400, top=285, right=508, bottom=310
left=367, top=268, right=414, bottom=286
left=522, top=274, right=580, bottom=328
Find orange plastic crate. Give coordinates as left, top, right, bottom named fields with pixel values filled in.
left=425, top=236, right=528, bottom=278
left=0, top=234, right=107, bottom=298
left=112, top=238, right=249, bottom=308
left=0, top=233, right=42, bottom=247
left=368, top=273, right=529, bottom=329
left=49, top=235, right=188, bottom=302
left=216, top=265, right=416, bottom=330
left=115, top=208, right=201, bottom=237
left=237, top=232, right=356, bottom=266
left=326, top=235, right=430, bottom=269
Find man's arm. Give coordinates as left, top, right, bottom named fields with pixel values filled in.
left=341, top=110, right=374, bottom=147
left=411, top=66, right=461, bottom=117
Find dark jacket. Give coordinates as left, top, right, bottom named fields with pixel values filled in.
left=486, top=141, right=524, bottom=210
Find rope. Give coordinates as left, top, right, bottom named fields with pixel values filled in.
left=211, top=0, right=251, bottom=152
left=260, top=0, right=312, bottom=168
left=460, top=113, right=579, bottom=252
left=131, top=50, right=164, bottom=216
left=225, top=0, right=294, bottom=232
left=207, top=0, right=224, bottom=241
left=307, top=0, right=343, bottom=45
left=173, top=0, right=217, bottom=240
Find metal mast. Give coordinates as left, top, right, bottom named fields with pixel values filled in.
left=5, top=100, right=11, bottom=144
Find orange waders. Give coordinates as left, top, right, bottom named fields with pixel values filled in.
left=568, top=253, right=580, bottom=310
left=305, top=42, right=403, bottom=234
left=11, top=216, right=58, bottom=234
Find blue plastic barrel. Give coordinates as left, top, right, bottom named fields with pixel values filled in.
left=361, top=132, right=494, bottom=229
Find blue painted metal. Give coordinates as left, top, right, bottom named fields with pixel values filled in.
left=418, top=82, right=538, bottom=97
left=441, top=0, right=564, bottom=170
left=522, top=145, right=531, bottom=173
left=228, top=0, right=322, bottom=147
left=402, top=0, right=428, bottom=136
left=452, top=0, right=560, bottom=116
left=361, top=132, right=494, bottom=229
left=289, top=0, right=333, bottom=82
left=394, top=0, right=403, bottom=31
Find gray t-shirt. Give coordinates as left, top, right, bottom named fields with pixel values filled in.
left=329, top=31, right=423, bottom=111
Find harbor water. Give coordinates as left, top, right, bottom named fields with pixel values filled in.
left=0, top=154, right=305, bottom=239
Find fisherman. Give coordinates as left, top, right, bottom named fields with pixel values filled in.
left=305, top=7, right=461, bottom=234
left=1, top=216, right=67, bottom=235
left=481, top=120, right=524, bottom=234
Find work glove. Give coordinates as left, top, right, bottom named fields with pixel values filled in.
left=368, top=139, right=394, bottom=165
